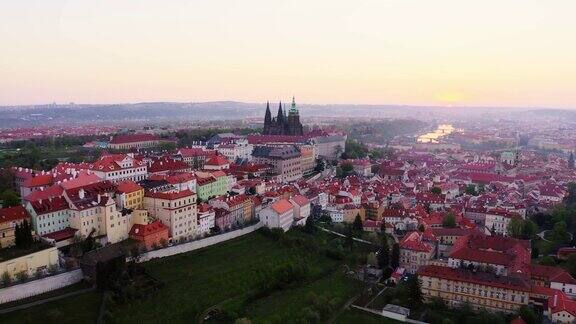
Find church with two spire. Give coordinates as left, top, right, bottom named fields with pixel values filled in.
left=262, top=96, right=304, bottom=136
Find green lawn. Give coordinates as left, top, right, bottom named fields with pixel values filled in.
left=334, top=308, right=400, bottom=323
left=0, top=229, right=367, bottom=324
left=0, top=290, right=101, bottom=324
left=217, top=269, right=360, bottom=323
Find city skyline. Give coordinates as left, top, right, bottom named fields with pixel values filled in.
left=1, top=0, right=576, bottom=109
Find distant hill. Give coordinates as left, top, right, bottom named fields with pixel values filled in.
left=0, top=101, right=571, bottom=128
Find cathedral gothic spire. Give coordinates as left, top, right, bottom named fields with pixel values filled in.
left=263, top=102, right=271, bottom=134
left=262, top=97, right=303, bottom=136
left=277, top=101, right=284, bottom=124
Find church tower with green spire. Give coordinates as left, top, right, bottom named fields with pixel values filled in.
left=286, top=96, right=303, bottom=135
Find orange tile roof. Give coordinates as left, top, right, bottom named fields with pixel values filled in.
left=271, top=199, right=293, bottom=215
left=116, top=180, right=143, bottom=193
left=291, top=195, right=309, bottom=207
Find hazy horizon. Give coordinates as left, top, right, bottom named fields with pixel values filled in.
left=2, top=1, right=576, bottom=108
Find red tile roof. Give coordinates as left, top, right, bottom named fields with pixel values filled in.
left=30, top=196, right=69, bottom=215
left=531, top=264, right=576, bottom=285
left=0, top=206, right=30, bottom=223
left=24, top=185, right=64, bottom=202
left=148, top=157, right=190, bottom=173
left=206, top=155, right=230, bottom=166
left=550, top=289, right=576, bottom=316
left=43, top=227, right=77, bottom=241
left=418, top=265, right=531, bottom=292
left=59, top=173, right=103, bottom=190
left=145, top=189, right=194, bottom=200
left=449, top=234, right=530, bottom=273
left=129, top=220, right=168, bottom=238
left=400, top=231, right=434, bottom=252
left=23, top=174, right=54, bottom=187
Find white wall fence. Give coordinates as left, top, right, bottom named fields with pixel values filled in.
left=137, top=222, right=264, bottom=262
left=0, top=269, right=83, bottom=304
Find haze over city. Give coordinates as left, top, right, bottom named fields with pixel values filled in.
left=1, top=0, right=576, bottom=108
left=3, top=2, right=576, bottom=324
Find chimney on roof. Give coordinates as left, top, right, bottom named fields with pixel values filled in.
left=79, top=189, right=85, bottom=199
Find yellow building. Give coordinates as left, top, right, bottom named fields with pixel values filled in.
left=419, top=265, right=531, bottom=313
left=0, top=206, right=31, bottom=248
left=343, top=206, right=365, bottom=223
left=116, top=181, right=145, bottom=210
left=0, top=244, right=58, bottom=278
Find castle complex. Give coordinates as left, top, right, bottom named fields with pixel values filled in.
left=262, top=97, right=304, bottom=136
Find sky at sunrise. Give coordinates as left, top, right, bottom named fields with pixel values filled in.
left=1, top=0, right=575, bottom=108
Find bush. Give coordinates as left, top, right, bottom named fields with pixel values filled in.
left=1, top=271, right=11, bottom=287
left=48, top=263, right=59, bottom=274
left=16, top=270, right=29, bottom=282
left=258, top=227, right=284, bottom=241
left=324, top=249, right=344, bottom=261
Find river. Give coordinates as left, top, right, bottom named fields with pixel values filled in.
left=417, top=124, right=455, bottom=143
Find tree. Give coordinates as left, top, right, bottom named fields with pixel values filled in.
left=539, top=256, right=556, bottom=266
left=335, top=166, right=344, bottom=179
left=15, top=219, right=33, bottom=249
left=442, top=213, right=456, bottom=228
left=551, top=221, right=571, bottom=243
left=566, top=182, right=576, bottom=207
left=234, top=318, right=252, bottom=324
left=509, top=218, right=538, bottom=239
left=366, top=252, right=378, bottom=267
left=569, top=152, right=575, bottom=170
left=478, top=184, right=486, bottom=194
left=304, top=216, right=316, bottom=234
left=1, top=189, right=20, bottom=207
left=377, top=234, right=390, bottom=269
left=531, top=245, right=539, bottom=259
left=565, top=254, right=576, bottom=277
left=407, top=275, right=423, bottom=308
left=521, top=219, right=538, bottom=239
left=518, top=305, right=539, bottom=324
left=430, top=187, right=442, bottom=195
left=369, top=148, right=384, bottom=159
left=314, top=158, right=325, bottom=173
left=507, top=218, right=523, bottom=238
left=343, top=140, right=368, bottom=159
left=345, top=225, right=354, bottom=251
left=390, top=243, right=400, bottom=269
left=465, top=185, right=478, bottom=196
left=352, top=214, right=363, bottom=234
left=339, top=162, right=353, bottom=178
left=417, top=224, right=425, bottom=232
